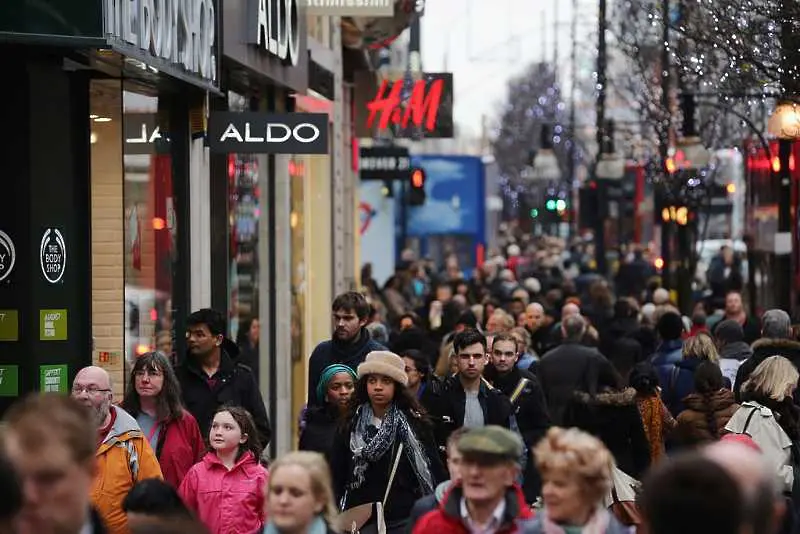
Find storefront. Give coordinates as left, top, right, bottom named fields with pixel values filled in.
left=0, top=0, right=220, bottom=411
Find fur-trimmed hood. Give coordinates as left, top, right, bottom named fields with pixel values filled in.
left=751, top=337, right=800, bottom=352
left=574, top=387, right=638, bottom=407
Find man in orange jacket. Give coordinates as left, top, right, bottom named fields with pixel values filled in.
left=72, top=366, right=163, bottom=534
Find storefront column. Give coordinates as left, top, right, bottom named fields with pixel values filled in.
left=190, top=102, right=212, bottom=310
left=332, top=22, right=348, bottom=296
left=0, top=56, right=92, bottom=412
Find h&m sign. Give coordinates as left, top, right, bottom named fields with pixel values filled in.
left=103, top=0, right=218, bottom=85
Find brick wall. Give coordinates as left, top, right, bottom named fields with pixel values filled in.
left=90, top=100, right=126, bottom=398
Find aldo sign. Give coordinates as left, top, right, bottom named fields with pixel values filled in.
left=247, top=0, right=301, bottom=66
left=208, top=112, right=329, bottom=154
left=104, top=0, right=218, bottom=86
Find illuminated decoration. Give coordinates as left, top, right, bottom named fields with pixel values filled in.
left=726, top=183, right=736, bottom=194
left=661, top=206, right=690, bottom=226
left=654, top=257, right=665, bottom=270
left=768, top=101, right=800, bottom=140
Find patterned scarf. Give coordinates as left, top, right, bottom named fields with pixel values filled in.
left=348, top=402, right=434, bottom=496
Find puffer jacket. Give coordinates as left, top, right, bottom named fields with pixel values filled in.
left=674, top=389, right=739, bottom=447
left=92, top=405, right=164, bottom=534
left=179, top=451, right=268, bottom=534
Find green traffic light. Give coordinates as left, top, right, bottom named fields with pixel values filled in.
left=545, top=199, right=556, bottom=211
left=556, top=199, right=567, bottom=211
left=530, top=208, right=539, bottom=218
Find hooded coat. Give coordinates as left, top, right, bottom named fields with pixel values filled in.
left=674, top=389, right=739, bottom=447
left=734, top=338, right=800, bottom=402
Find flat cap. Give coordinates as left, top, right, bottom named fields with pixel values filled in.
left=456, top=425, right=523, bottom=460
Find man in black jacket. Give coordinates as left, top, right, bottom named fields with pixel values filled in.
left=537, top=314, right=616, bottom=425
left=483, top=332, right=551, bottom=502
left=176, top=308, right=271, bottom=446
left=306, top=291, right=386, bottom=407
left=427, top=329, right=513, bottom=461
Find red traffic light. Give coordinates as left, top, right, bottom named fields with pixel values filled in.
left=411, top=168, right=425, bottom=188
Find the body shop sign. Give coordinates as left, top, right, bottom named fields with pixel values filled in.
left=103, top=0, right=218, bottom=88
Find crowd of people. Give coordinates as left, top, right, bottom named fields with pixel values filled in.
left=0, top=233, right=799, bottom=534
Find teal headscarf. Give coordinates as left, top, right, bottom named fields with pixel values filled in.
left=316, top=364, right=357, bottom=403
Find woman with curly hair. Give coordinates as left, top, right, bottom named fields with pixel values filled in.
left=674, top=361, right=738, bottom=447
left=330, top=351, right=445, bottom=534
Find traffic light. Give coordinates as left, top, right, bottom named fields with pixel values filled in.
left=407, top=167, right=426, bottom=206
left=545, top=197, right=557, bottom=211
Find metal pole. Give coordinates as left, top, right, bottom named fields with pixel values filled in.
left=776, top=139, right=792, bottom=312
left=567, top=0, right=578, bottom=237
left=659, top=0, right=672, bottom=291
left=594, top=0, right=608, bottom=275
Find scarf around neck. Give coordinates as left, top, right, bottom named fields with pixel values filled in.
left=348, top=402, right=434, bottom=496
left=263, top=516, right=328, bottom=534
left=537, top=506, right=612, bottom=534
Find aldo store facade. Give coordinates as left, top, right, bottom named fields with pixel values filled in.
left=0, top=0, right=220, bottom=411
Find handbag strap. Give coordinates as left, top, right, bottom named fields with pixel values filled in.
left=383, top=443, right=404, bottom=506
left=742, top=405, right=759, bottom=434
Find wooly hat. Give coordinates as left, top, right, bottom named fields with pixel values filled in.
left=357, top=351, right=408, bottom=387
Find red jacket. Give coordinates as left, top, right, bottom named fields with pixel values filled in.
left=156, top=410, right=205, bottom=487
left=412, top=483, right=532, bottom=534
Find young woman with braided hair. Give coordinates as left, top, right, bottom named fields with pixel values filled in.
left=674, top=362, right=739, bottom=448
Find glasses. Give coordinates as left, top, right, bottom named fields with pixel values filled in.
left=71, top=385, right=111, bottom=396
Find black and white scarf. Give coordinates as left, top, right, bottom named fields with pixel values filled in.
left=348, top=402, right=434, bottom=495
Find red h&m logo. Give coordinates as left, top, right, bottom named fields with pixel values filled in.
left=366, top=77, right=445, bottom=132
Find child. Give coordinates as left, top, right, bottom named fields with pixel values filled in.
left=179, top=406, right=268, bottom=534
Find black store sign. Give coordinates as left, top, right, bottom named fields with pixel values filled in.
left=208, top=112, right=329, bottom=154
left=359, top=147, right=411, bottom=180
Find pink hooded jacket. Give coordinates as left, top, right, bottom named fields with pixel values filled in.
left=179, top=451, right=268, bottom=534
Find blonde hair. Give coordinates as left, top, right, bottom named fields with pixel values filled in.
left=267, top=451, right=338, bottom=528
left=534, top=427, right=615, bottom=504
left=683, top=332, right=719, bottom=364
left=742, top=356, right=800, bottom=401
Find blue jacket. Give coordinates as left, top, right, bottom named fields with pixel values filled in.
left=650, top=339, right=683, bottom=391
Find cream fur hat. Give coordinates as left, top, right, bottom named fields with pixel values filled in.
left=357, top=351, right=408, bottom=387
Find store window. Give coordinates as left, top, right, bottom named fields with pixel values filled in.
left=227, top=92, right=261, bottom=368
left=90, top=79, right=180, bottom=390
left=290, top=157, right=307, bottom=363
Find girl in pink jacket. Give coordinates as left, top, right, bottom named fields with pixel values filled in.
left=179, top=406, right=269, bottom=534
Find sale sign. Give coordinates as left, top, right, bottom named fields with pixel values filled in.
left=355, top=72, right=453, bottom=139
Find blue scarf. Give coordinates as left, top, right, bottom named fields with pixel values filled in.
left=263, top=516, right=328, bottom=534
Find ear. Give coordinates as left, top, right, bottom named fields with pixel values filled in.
left=240, top=433, right=249, bottom=444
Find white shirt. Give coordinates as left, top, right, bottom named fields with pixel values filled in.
left=460, top=497, right=506, bottom=534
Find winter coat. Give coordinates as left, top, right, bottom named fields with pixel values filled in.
left=154, top=410, right=206, bottom=488
left=718, top=341, right=752, bottom=390
left=662, top=357, right=705, bottom=417
left=649, top=340, right=683, bottom=396
left=177, top=348, right=272, bottom=447
left=426, top=375, right=514, bottom=460
left=483, top=364, right=551, bottom=502
left=725, top=401, right=794, bottom=493
left=518, top=508, right=631, bottom=534
left=565, top=388, right=651, bottom=479
left=92, top=406, right=164, bottom=534
left=411, top=484, right=533, bottom=534
left=298, top=405, right=342, bottom=459
left=179, top=451, right=268, bottom=534
left=674, top=389, right=739, bottom=447
left=538, top=342, right=617, bottom=426
left=734, top=338, right=800, bottom=402
left=306, top=330, right=386, bottom=407
left=329, top=410, right=446, bottom=526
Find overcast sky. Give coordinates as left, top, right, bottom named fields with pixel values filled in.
left=421, top=0, right=597, bottom=137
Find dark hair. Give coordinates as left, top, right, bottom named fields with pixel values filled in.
left=187, top=308, right=226, bottom=337
left=452, top=329, right=487, bottom=354
left=400, top=349, right=431, bottom=381
left=562, top=315, right=587, bottom=341
left=347, top=375, right=427, bottom=421
left=640, top=453, right=744, bottom=534
left=491, top=332, right=519, bottom=353
left=0, top=449, right=21, bottom=522
left=123, top=478, right=192, bottom=518
left=694, top=362, right=725, bottom=439
left=629, top=362, right=660, bottom=396
left=212, top=406, right=262, bottom=461
left=609, top=338, right=642, bottom=381
left=235, top=317, right=257, bottom=347
left=398, top=312, right=420, bottom=328
left=657, top=312, right=684, bottom=341
left=121, top=352, right=185, bottom=422
left=332, top=291, right=371, bottom=320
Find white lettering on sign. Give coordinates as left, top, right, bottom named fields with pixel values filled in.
left=40, top=229, right=67, bottom=284
left=0, top=369, right=4, bottom=385
left=0, top=230, right=16, bottom=283
left=360, top=156, right=411, bottom=172
left=219, top=123, right=321, bottom=144
left=104, top=0, right=217, bottom=82
left=43, top=368, right=62, bottom=392
left=127, top=124, right=162, bottom=144
left=251, top=0, right=301, bottom=66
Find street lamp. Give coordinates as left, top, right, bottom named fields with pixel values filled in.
left=767, top=101, right=800, bottom=140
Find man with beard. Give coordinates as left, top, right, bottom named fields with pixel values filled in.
left=176, top=308, right=271, bottom=445
left=306, top=291, right=386, bottom=407
left=72, top=366, right=163, bottom=534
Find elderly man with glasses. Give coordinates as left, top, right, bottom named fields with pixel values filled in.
left=72, top=366, right=163, bottom=534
